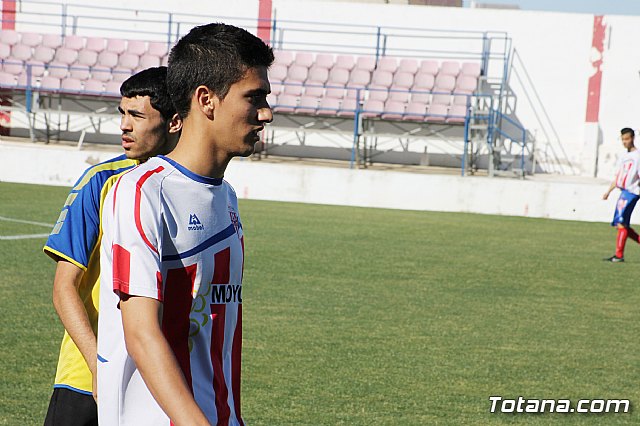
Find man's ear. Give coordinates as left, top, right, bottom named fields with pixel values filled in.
left=194, top=85, right=218, bottom=120
left=167, top=113, right=182, bottom=134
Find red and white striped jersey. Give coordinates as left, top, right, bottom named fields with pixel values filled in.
left=97, top=156, right=245, bottom=426
left=615, top=149, right=640, bottom=195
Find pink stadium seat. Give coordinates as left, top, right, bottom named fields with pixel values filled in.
left=398, top=58, right=418, bottom=75
left=42, top=34, right=62, bottom=49
left=348, top=69, right=371, bottom=87
left=16, top=72, right=29, bottom=87
left=419, top=59, right=438, bottom=76
left=147, top=41, right=168, bottom=57
left=270, top=81, right=283, bottom=96
left=307, top=66, right=328, bottom=84
left=112, top=68, right=133, bottom=83
left=447, top=104, right=468, bottom=123
left=54, top=47, right=78, bottom=65
left=434, top=74, right=455, bottom=92
left=426, top=103, right=448, bottom=122
left=40, top=76, right=61, bottom=91
left=368, top=86, right=388, bottom=102
left=453, top=90, right=472, bottom=106
left=274, top=50, right=294, bottom=67
left=328, top=68, right=349, bottom=86
left=0, top=43, right=10, bottom=59
left=314, top=54, right=334, bottom=70
left=91, top=67, right=112, bottom=82
left=105, top=80, right=122, bottom=95
left=0, top=30, right=20, bottom=46
left=118, top=53, right=139, bottom=70
left=439, top=61, right=460, bottom=77
left=403, top=101, right=427, bottom=121
left=25, top=60, right=45, bottom=77
left=284, top=64, right=308, bottom=95
left=77, top=49, right=98, bottom=67
left=33, top=46, right=55, bottom=63
left=268, top=63, right=287, bottom=82
left=97, top=51, right=118, bottom=68
left=376, top=57, right=397, bottom=73
left=304, top=82, right=324, bottom=98
left=3, top=60, right=23, bottom=75
left=83, top=79, right=104, bottom=93
left=355, top=56, right=376, bottom=72
left=161, top=55, right=168, bottom=66
left=106, top=38, right=127, bottom=55
left=127, top=40, right=147, bottom=56
left=381, top=100, right=405, bottom=120
left=370, top=70, right=393, bottom=88
left=63, top=35, right=85, bottom=51
left=11, top=44, right=32, bottom=61
left=461, top=62, right=481, bottom=78
left=0, top=71, right=16, bottom=86
left=20, top=33, right=42, bottom=47
left=388, top=72, right=414, bottom=102
left=47, top=62, right=69, bottom=79
left=413, top=73, right=435, bottom=91
left=431, top=93, right=451, bottom=106
left=61, top=77, right=83, bottom=92
left=296, top=95, right=319, bottom=114
left=455, top=75, right=477, bottom=92
left=337, top=98, right=358, bottom=117
left=85, top=37, right=106, bottom=53
left=273, top=94, right=296, bottom=113
left=138, top=54, right=161, bottom=70
left=334, top=55, right=355, bottom=71
left=69, top=65, right=91, bottom=81
left=294, top=52, right=314, bottom=68
left=316, top=97, right=340, bottom=116
left=360, top=99, right=383, bottom=118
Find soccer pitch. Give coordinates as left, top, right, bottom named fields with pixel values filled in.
left=1, top=181, right=639, bottom=425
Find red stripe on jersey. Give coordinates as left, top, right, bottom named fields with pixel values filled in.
left=211, top=247, right=231, bottom=284
left=134, top=166, right=164, bottom=254
left=156, top=271, right=163, bottom=302
left=162, top=264, right=197, bottom=392
left=232, top=304, right=243, bottom=425
left=112, top=244, right=131, bottom=294
left=210, top=304, right=230, bottom=425
left=240, top=236, right=244, bottom=281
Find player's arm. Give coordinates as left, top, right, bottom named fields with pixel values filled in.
left=120, top=294, right=210, bottom=426
left=51, top=259, right=98, bottom=400
left=603, top=179, right=617, bottom=200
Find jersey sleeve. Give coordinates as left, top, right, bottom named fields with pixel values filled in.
left=43, top=173, right=102, bottom=270
left=109, top=172, right=164, bottom=301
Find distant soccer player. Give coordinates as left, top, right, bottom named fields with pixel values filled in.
left=43, top=67, right=181, bottom=426
left=603, top=127, right=640, bottom=262
left=97, top=23, right=273, bottom=425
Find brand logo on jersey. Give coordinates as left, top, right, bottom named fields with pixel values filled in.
left=211, top=284, right=242, bottom=304
left=228, top=207, right=240, bottom=237
left=188, top=214, right=204, bottom=231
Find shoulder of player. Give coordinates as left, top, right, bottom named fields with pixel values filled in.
left=73, top=154, right=139, bottom=193
left=112, top=158, right=170, bottom=196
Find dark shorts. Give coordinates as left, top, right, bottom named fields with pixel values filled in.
left=612, top=190, right=640, bottom=227
left=44, top=387, right=97, bottom=426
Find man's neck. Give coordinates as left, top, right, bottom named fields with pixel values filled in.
left=166, top=127, right=230, bottom=179
left=629, top=146, right=637, bottom=152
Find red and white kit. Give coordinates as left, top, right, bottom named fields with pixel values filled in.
left=615, top=149, right=640, bottom=195
left=98, top=156, right=245, bottom=426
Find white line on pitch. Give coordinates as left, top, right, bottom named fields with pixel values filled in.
left=0, top=233, right=50, bottom=240
left=0, top=215, right=53, bottom=228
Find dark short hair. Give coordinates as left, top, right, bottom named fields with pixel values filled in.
left=120, top=66, right=176, bottom=121
left=167, top=23, right=274, bottom=119
left=621, top=127, right=635, bottom=137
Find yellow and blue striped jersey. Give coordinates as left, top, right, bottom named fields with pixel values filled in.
left=43, top=154, right=138, bottom=395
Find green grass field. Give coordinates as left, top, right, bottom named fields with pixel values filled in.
left=1, top=181, right=639, bottom=425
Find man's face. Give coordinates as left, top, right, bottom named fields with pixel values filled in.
left=212, top=66, right=273, bottom=157
left=622, top=133, right=635, bottom=150
left=119, top=96, right=172, bottom=161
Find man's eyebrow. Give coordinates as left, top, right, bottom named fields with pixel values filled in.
left=245, top=88, right=270, bottom=96
left=118, top=107, right=145, bottom=117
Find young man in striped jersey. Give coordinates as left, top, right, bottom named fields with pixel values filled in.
left=43, top=67, right=181, bottom=426
left=603, top=127, right=640, bottom=262
left=97, top=23, right=273, bottom=425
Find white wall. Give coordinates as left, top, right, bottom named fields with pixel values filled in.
left=0, top=141, right=619, bottom=224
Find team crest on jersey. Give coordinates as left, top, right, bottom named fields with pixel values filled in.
left=228, top=206, right=240, bottom=237
left=188, top=213, right=204, bottom=231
